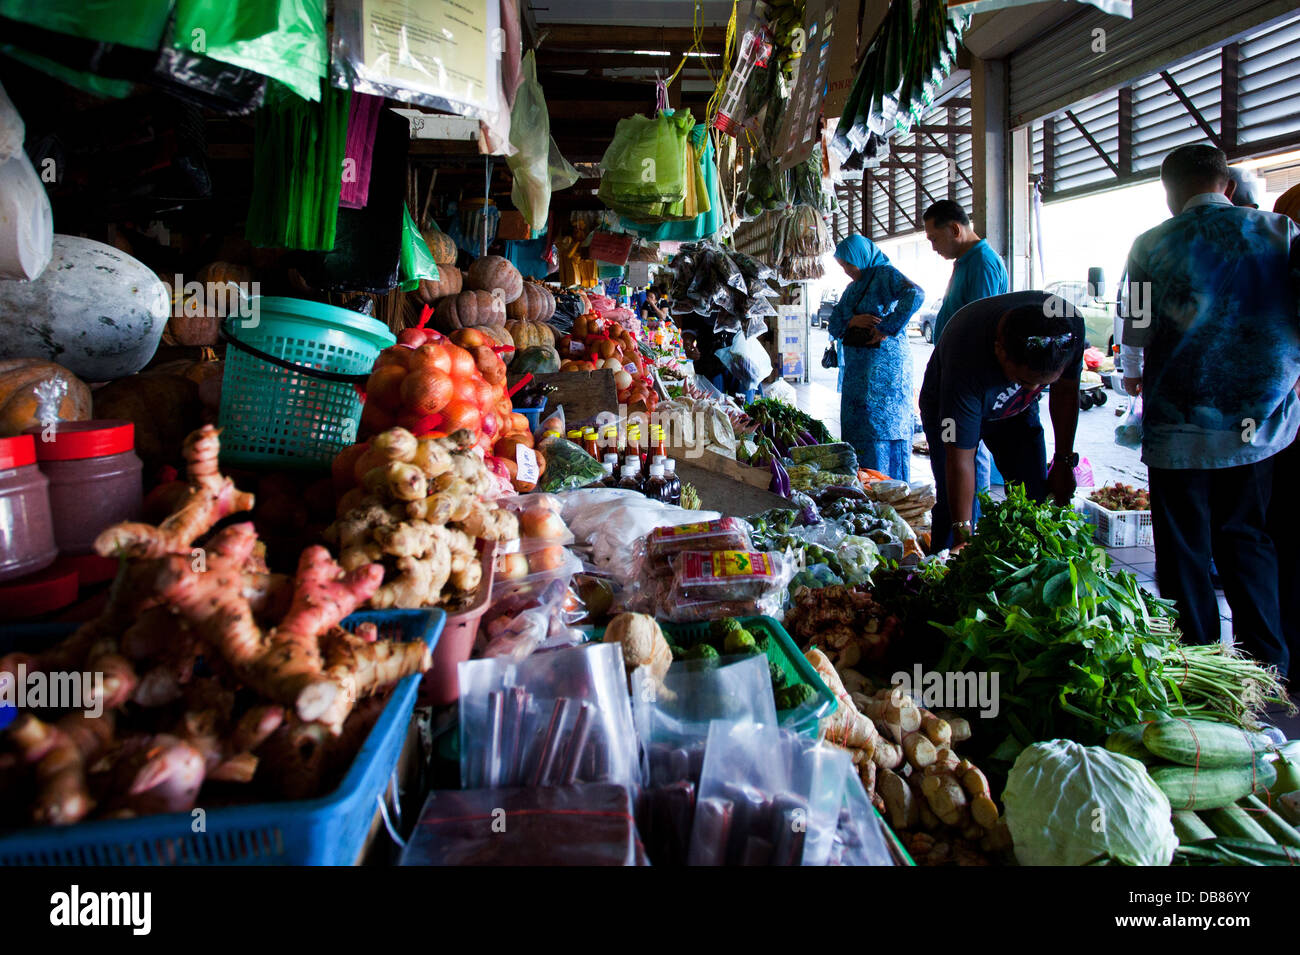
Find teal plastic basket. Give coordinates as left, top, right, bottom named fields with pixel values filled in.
left=0, top=609, right=442, bottom=866
left=217, top=297, right=394, bottom=469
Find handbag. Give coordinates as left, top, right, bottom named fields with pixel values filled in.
left=821, top=342, right=839, bottom=369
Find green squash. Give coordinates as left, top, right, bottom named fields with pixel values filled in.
left=513, top=346, right=561, bottom=374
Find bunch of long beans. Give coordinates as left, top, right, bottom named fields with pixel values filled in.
left=1161, top=642, right=1290, bottom=728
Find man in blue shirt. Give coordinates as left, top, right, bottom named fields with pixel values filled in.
left=923, top=200, right=1010, bottom=519
left=1122, top=144, right=1300, bottom=671
left=924, top=201, right=1010, bottom=344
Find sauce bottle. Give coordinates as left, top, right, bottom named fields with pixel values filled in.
left=644, top=462, right=671, bottom=503
left=651, top=425, right=667, bottom=463
left=602, top=453, right=620, bottom=482
left=599, top=461, right=617, bottom=488
left=618, top=463, right=644, bottom=494
left=566, top=429, right=584, bottom=450
left=662, top=457, right=682, bottom=506
left=582, top=427, right=600, bottom=458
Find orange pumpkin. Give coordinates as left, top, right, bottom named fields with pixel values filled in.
left=415, top=265, right=462, bottom=304
left=421, top=227, right=459, bottom=266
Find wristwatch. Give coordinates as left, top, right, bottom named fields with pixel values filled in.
left=951, top=520, right=974, bottom=545
left=1054, top=451, right=1080, bottom=469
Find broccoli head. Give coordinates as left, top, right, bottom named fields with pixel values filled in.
left=776, top=683, right=816, bottom=710
left=667, top=643, right=689, bottom=661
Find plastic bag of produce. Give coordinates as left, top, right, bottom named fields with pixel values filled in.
left=537, top=434, right=607, bottom=492
left=0, top=145, right=53, bottom=281
left=687, top=721, right=853, bottom=866
left=663, top=550, right=795, bottom=622
left=642, top=517, right=755, bottom=569
left=632, top=653, right=776, bottom=754
left=482, top=575, right=581, bottom=661
left=506, top=52, right=558, bottom=231
left=1115, top=396, right=1142, bottom=449
left=458, top=642, right=639, bottom=790
left=400, top=783, right=647, bottom=865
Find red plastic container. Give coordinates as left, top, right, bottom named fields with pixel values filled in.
left=420, top=540, right=496, bottom=706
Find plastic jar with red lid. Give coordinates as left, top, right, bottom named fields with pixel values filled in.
left=29, top=420, right=143, bottom=556
left=0, top=434, right=57, bottom=582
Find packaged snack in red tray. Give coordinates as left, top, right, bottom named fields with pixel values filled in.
left=668, top=549, right=793, bottom=603
left=645, top=517, right=753, bottom=566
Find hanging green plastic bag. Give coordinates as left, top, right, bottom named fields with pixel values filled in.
left=0, top=0, right=170, bottom=50
left=173, top=0, right=327, bottom=102
left=507, top=51, right=559, bottom=232
left=398, top=205, right=439, bottom=292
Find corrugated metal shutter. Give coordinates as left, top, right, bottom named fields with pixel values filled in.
left=1131, top=49, right=1221, bottom=174
left=1239, top=15, right=1300, bottom=148
left=1009, top=0, right=1289, bottom=127
left=1052, top=90, right=1120, bottom=194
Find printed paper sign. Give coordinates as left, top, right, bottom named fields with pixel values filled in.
left=516, top=445, right=540, bottom=485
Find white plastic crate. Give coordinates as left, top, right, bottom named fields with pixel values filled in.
left=1079, top=498, right=1154, bottom=548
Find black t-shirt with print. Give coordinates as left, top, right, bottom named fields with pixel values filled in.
left=918, top=290, right=1085, bottom=450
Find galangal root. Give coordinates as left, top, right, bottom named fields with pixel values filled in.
left=1, top=426, right=429, bottom=828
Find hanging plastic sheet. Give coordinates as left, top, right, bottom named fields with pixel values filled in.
left=172, top=0, right=327, bottom=103
left=0, top=0, right=170, bottom=50
left=506, top=51, right=555, bottom=231
left=331, top=0, right=502, bottom=120
left=339, top=93, right=384, bottom=209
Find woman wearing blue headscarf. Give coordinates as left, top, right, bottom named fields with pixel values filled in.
left=829, top=235, right=924, bottom=481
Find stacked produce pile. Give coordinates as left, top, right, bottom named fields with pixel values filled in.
left=805, top=651, right=1009, bottom=866
left=553, top=313, right=657, bottom=412
left=327, top=426, right=521, bottom=610
left=0, top=427, right=430, bottom=827
left=858, top=470, right=935, bottom=535
left=1089, top=482, right=1150, bottom=511
left=738, top=398, right=835, bottom=494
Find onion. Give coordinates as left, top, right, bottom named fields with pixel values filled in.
left=614, top=370, right=633, bottom=390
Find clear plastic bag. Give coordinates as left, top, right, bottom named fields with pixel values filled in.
left=557, top=489, right=721, bottom=583
left=827, top=770, right=900, bottom=866
left=721, top=334, right=774, bottom=388
left=0, top=147, right=53, bottom=281
left=491, top=546, right=583, bottom=599
left=642, top=517, right=755, bottom=571
left=687, top=721, right=853, bottom=866
left=458, top=642, right=639, bottom=789
left=482, top=575, right=579, bottom=661
left=506, top=51, right=557, bottom=231
left=631, top=653, right=776, bottom=753
left=1115, top=396, right=1143, bottom=449
left=400, top=784, right=647, bottom=866
left=537, top=435, right=607, bottom=492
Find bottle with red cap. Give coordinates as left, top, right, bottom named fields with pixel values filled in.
left=29, top=420, right=143, bottom=567
left=0, top=433, right=57, bottom=582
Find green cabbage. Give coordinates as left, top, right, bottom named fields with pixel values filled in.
left=1003, top=739, right=1176, bottom=866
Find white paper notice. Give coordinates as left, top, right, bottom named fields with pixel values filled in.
left=516, top=445, right=540, bottom=485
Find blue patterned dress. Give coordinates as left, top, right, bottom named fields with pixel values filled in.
left=829, top=257, right=924, bottom=481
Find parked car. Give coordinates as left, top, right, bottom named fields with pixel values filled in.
left=1044, top=279, right=1116, bottom=352
left=813, top=293, right=838, bottom=328
left=911, top=294, right=945, bottom=342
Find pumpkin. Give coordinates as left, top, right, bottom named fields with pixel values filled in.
left=92, top=373, right=202, bottom=472
left=432, top=290, right=506, bottom=332
left=0, top=359, right=93, bottom=437
left=505, top=318, right=556, bottom=352
left=422, top=227, right=459, bottom=266
left=466, top=255, right=523, bottom=304
left=415, top=265, right=463, bottom=304
left=514, top=346, right=561, bottom=375
left=505, top=282, right=555, bottom=322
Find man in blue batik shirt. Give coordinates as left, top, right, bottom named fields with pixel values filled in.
left=1122, top=144, right=1300, bottom=672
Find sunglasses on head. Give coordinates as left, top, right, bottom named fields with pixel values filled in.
left=1024, top=333, right=1075, bottom=350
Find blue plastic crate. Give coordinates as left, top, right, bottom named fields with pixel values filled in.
left=514, top=398, right=548, bottom=432
left=0, top=608, right=443, bottom=866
